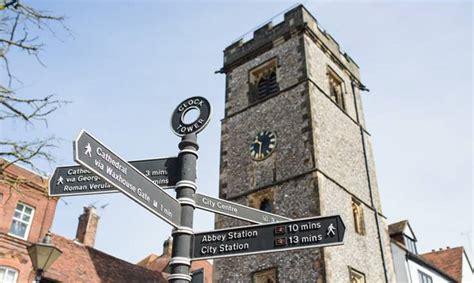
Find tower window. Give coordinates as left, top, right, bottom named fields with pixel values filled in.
left=248, top=188, right=274, bottom=213
left=249, top=58, right=279, bottom=103
left=349, top=267, right=366, bottom=283
left=352, top=199, right=365, bottom=235
left=327, top=68, right=345, bottom=110
left=253, top=268, right=277, bottom=283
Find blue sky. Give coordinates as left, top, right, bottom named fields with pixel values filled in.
left=3, top=1, right=472, bottom=263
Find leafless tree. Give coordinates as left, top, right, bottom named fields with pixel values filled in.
left=1, top=0, right=69, bottom=186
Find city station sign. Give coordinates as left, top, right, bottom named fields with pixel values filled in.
left=49, top=157, right=179, bottom=197
left=74, top=130, right=181, bottom=227
left=192, top=215, right=345, bottom=260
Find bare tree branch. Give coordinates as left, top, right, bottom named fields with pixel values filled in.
left=0, top=0, right=69, bottom=188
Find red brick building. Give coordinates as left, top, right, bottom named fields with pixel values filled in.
left=0, top=161, right=166, bottom=282
left=0, top=161, right=58, bottom=282
left=423, top=247, right=473, bottom=283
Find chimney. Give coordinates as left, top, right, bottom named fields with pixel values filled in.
left=163, top=237, right=173, bottom=256
left=76, top=206, right=99, bottom=247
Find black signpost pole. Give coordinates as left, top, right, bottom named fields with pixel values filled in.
left=169, top=133, right=198, bottom=283
left=169, top=96, right=211, bottom=282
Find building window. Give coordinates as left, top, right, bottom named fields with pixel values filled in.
left=418, top=270, right=433, bottom=283
left=249, top=58, right=279, bottom=102
left=349, top=267, right=366, bottom=283
left=0, top=266, right=18, bottom=283
left=327, top=68, right=345, bottom=110
left=352, top=199, right=365, bottom=235
left=248, top=189, right=274, bottom=213
left=405, top=236, right=418, bottom=254
left=9, top=202, right=35, bottom=240
left=253, top=268, right=277, bottom=283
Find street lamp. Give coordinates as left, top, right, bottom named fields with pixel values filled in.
left=27, top=231, right=62, bottom=283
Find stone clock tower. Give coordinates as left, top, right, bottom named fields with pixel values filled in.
left=214, top=5, right=395, bottom=283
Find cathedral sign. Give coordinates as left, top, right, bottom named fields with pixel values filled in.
left=73, top=130, right=181, bottom=228
left=49, top=157, right=179, bottom=197
left=192, top=215, right=345, bottom=260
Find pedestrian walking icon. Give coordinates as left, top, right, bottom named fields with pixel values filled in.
left=84, top=143, right=92, bottom=157
left=56, top=176, right=64, bottom=185
left=327, top=223, right=336, bottom=237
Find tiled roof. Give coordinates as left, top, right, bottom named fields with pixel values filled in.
left=422, top=247, right=465, bottom=283
left=136, top=253, right=160, bottom=267
left=44, top=234, right=167, bottom=283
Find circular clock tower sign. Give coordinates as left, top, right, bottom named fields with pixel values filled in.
left=171, top=96, right=211, bottom=136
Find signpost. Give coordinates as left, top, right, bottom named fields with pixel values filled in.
left=192, top=215, right=345, bottom=260
left=49, top=157, right=179, bottom=197
left=73, top=130, right=181, bottom=228
left=195, top=193, right=290, bottom=224
left=51, top=96, right=346, bottom=283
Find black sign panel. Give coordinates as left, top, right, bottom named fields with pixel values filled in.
left=49, top=157, right=178, bottom=197
left=74, top=130, right=181, bottom=227
left=171, top=96, right=211, bottom=136
left=195, top=193, right=290, bottom=224
left=193, top=215, right=345, bottom=260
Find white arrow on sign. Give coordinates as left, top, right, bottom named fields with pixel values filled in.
left=195, top=193, right=290, bottom=224
left=73, top=130, right=181, bottom=228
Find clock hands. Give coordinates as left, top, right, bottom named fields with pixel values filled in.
left=254, top=138, right=263, bottom=159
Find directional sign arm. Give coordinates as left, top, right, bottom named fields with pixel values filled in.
left=195, top=193, right=290, bottom=224
left=49, top=157, right=179, bottom=197
left=192, top=215, right=345, bottom=260
left=73, top=130, right=181, bottom=227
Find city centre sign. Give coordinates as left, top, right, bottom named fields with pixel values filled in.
left=195, top=193, right=290, bottom=224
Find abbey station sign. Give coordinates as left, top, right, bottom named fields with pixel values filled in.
left=193, top=215, right=345, bottom=260
left=50, top=96, right=345, bottom=276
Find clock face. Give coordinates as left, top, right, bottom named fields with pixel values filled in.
left=250, top=131, right=277, bottom=161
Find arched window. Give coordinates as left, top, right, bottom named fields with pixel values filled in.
left=259, top=198, right=272, bottom=212
left=349, top=267, right=366, bottom=283
left=327, top=68, right=345, bottom=110
left=352, top=200, right=365, bottom=235
left=249, top=58, right=279, bottom=103
left=253, top=268, right=277, bottom=283
left=0, top=266, right=18, bottom=283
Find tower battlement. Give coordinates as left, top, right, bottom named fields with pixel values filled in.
left=223, top=4, right=361, bottom=80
